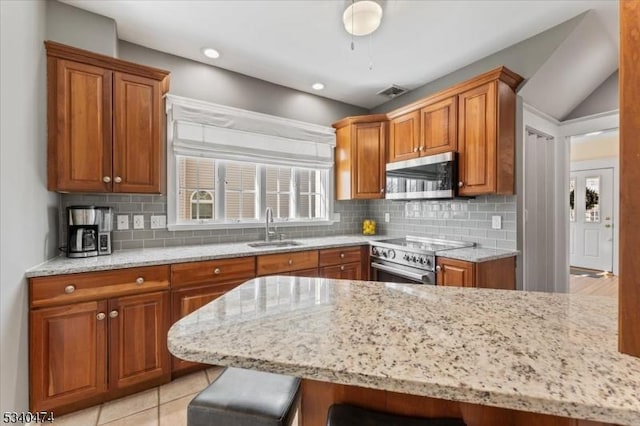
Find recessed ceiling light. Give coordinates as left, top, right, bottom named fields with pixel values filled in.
left=202, top=48, right=220, bottom=59
left=312, top=83, right=325, bottom=90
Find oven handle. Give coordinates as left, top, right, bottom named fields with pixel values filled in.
left=370, top=262, right=432, bottom=283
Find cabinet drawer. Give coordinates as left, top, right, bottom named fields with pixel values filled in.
left=319, top=246, right=362, bottom=267
left=257, top=250, right=319, bottom=276
left=171, top=257, right=255, bottom=289
left=30, top=265, right=170, bottom=308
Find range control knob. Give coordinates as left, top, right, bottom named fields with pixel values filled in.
left=403, top=253, right=410, bottom=261
left=372, top=247, right=378, bottom=256
left=388, top=249, right=396, bottom=259
left=425, top=258, right=433, bottom=268
left=418, top=257, right=426, bottom=265
left=411, top=255, right=417, bottom=263
left=381, top=249, right=388, bottom=258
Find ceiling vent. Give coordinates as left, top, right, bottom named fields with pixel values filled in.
left=377, top=85, right=408, bottom=99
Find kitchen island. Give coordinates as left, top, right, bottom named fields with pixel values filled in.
left=167, top=276, right=639, bottom=426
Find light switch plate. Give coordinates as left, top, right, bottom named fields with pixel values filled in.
left=117, top=215, right=129, bottom=230
left=133, top=215, right=144, bottom=229
left=491, top=215, right=502, bottom=230
left=384, top=212, right=390, bottom=223
left=150, top=215, right=166, bottom=229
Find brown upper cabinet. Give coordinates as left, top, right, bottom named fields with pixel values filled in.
left=388, top=97, right=457, bottom=163
left=45, top=41, right=170, bottom=194
left=332, top=115, right=387, bottom=200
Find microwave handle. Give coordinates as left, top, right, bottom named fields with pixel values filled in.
left=371, top=262, right=431, bottom=283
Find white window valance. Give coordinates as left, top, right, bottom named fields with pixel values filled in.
left=166, top=95, right=336, bottom=168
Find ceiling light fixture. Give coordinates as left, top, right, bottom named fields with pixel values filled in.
left=201, top=48, right=220, bottom=59
left=343, top=0, right=383, bottom=36
left=312, top=83, right=325, bottom=90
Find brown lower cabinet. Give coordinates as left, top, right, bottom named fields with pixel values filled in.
left=436, top=256, right=516, bottom=290
left=29, top=290, right=170, bottom=413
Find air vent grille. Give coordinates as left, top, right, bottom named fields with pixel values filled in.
left=377, top=85, right=408, bottom=99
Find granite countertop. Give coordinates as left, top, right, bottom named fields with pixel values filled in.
left=436, top=247, right=518, bottom=262
left=168, top=276, right=640, bottom=425
left=25, top=235, right=381, bottom=278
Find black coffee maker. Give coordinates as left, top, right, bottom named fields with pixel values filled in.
left=67, top=206, right=112, bottom=258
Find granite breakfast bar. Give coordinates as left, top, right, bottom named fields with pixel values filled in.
left=168, top=276, right=640, bottom=426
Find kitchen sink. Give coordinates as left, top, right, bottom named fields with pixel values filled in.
left=247, top=240, right=303, bottom=248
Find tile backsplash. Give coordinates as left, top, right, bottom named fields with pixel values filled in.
left=59, top=194, right=517, bottom=251
left=366, top=196, right=517, bottom=250
left=59, top=194, right=367, bottom=250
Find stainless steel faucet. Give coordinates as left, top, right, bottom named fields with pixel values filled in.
left=265, top=207, right=276, bottom=242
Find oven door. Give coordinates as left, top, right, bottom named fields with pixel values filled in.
left=370, top=261, right=436, bottom=285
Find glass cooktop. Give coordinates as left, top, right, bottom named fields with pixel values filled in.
left=374, top=236, right=474, bottom=254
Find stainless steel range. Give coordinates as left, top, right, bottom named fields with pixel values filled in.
left=369, top=236, right=474, bottom=285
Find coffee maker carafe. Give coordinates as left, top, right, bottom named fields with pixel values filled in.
left=67, top=206, right=113, bottom=258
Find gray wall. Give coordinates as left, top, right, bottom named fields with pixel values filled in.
left=118, top=41, right=367, bottom=126
left=46, top=0, right=118, bottom=56
left=367, top=197, right=517, bottom=250
left=59, top=194, right=368, bottom=249
left=564, top=70, right=619, bottom=120
left=1, top=0, right=58, bottom=413
left=370, top=13, right=584, bottom=114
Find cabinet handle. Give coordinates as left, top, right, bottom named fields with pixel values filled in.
left=135, top=277, right=144, bottom=285
left=458, top=181, right=464, bottom=188
left=214, top=268, right=221, bottom=275
left=114, top=176, right=122, bottom=183
left=102, top=176, right=111, bottom=183
left=288, top=259, right=293, bottom=265
left=64, top=284, right=76, bottom=294
left=413, top=147, right=418, bottom=152
left=109, top=310, right=119, bottom=318
left=97, top=312, right=106, bottom=321
left=340, top=253, right=345, bottom=259
left=380, top=188, right=385, bottom=193
left=340, top=265, right=345, bottom=271
left=435, top=265, right=442, bottom=272
left=418, top=146, right=424, bottom=152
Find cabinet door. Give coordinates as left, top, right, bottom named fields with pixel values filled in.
left=436, top=258, right=475, bottom=287
left=171, top=282, right=239, bottom=372
left=388, top=111, right=419, bottom=163
left=457, top=82, right=497, bottom=196
left=30, top=301, right=108, bottom=411
left=52, top=60, right=112, bottom=192
left=352, top=121, right=386, bottom=199
left=320, top=262, right=361, bottom=280
left=420, top=97, right=457, bottom=156
left=109, top=291, right=170, bottom=390
left=113, top=72, right=163, bottom=193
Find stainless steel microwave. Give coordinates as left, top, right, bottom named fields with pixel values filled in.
left=385, top=151, right=457, bottom=200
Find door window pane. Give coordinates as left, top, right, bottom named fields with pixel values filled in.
left=584, top=176, right=600, bottom=223
left=569, top=178, right=576, bottom=222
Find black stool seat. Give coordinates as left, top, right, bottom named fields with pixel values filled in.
left=188, top=367, right=301, bottom=426
left=327, top=404, right=467, bottom=426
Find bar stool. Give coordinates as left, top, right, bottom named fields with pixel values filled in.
left=327, top=404, right=467, bottom=426
left=188, top=367, right=300, bottom=426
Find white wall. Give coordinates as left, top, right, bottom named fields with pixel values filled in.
left=0, top=0, right=58, bottom=413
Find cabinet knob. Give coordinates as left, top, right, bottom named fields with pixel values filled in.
left=64, top=284, right=76, bottom=294
left=380, top=188, right=385, bottom=193
left=213, top=268, right=221, bottom=275
left=418, top=146, right=424, bottom=152
left=413, top=147, right=418, bottom=152
left=288, top=259, right=293, bottom=265
left=458, top=181, right=464, bottom=188
left=135, top=277, right=144, bottom=285
left=103, top=176, right=111, bottom=183
left=96, top=312, right=106, bottom=321
left=340, top=253, right=345, bottom=259
left=435, top=265, right=442, bottom=272
left=340, top=265, right=345, bottom=271
left=114, top=176, right=122, bottom=183
left=109, top=310, right=119, bottom=318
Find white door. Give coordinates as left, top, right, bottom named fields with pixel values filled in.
left=569, top=168, right=614, bottom=271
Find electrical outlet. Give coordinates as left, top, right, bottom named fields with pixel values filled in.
left=133, top=215, right=144, bottom=230
left=117, top=215, right=129, bottom=230
left=150, top=215, right=166, bottom=229
left=384, top=212, right=390, bottom=223
left=491, top=215, right=502, bottom=230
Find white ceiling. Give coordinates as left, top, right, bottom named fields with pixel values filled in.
left=60, top=0, right=618, bottom=109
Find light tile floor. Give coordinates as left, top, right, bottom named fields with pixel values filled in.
left=51, top=367, right=224, bottom=426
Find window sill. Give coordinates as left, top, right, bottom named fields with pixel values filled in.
left=167, top=219, right=337, bottom=232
